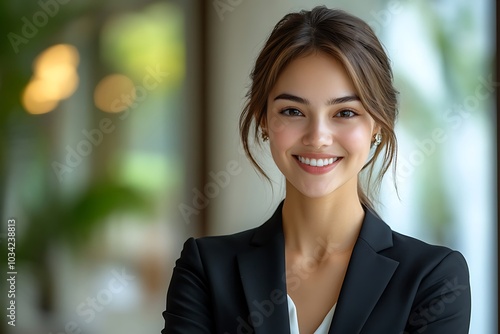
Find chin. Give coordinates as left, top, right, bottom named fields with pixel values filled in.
left=293, top=182, right=338, bottom=199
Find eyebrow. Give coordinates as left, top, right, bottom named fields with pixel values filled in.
left=273, top=93, right=360, bottom=106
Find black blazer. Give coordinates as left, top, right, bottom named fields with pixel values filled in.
left=162, top=202, right=471, bottom=333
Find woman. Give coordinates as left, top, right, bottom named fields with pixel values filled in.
left=162, top=6, right=471, bottom=334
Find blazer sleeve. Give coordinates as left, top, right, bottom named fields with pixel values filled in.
left=405, top=250, right=471, bottom=334
left=161, top=237, right=214, bottom=334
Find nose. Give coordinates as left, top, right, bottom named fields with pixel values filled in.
left=302, top=117, right=333, bottom=149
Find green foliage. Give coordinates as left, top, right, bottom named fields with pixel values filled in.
left=17, top=181, right=152, bottom=263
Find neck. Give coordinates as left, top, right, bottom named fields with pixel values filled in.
left=282, top=180, right=365, bottom=259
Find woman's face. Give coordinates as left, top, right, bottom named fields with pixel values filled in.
left=265, top=52, right=379, bottom=199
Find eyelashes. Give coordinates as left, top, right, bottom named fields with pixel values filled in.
left=279, top=108, right=303, bottom=116
left=279, top=107, right=358, bottom=118
left=335, top=110, right=357, bottom=118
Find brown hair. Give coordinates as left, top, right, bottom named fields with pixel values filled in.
left=239, top=6, right=398, bottom=210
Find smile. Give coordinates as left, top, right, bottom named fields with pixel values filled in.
left=296, top=156, right=340, bottom=167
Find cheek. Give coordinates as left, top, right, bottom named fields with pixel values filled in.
left=269, top=126, right=300, bottom=154
left=337, top=124, right=372, bottom=153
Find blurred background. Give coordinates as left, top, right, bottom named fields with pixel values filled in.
left=0, top=0, right=496, bottom=333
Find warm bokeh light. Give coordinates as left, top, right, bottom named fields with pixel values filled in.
left=22, top=43, right=80, bottom=115
left=22, top=80, right=59, bottom=115
left=33, top=44, right=80, bottom=74
left=94, top=74, right=136, bottom=113
left=40, top=64, right=79, bottom=99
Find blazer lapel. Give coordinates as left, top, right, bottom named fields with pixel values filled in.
left=328, top=209, right=399, bottom=333
left=237, top=203, right=291, bottom=334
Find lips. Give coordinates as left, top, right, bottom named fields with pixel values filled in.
left=296, top=155, right=339, bottom=167
left=293, top=154, right=343, bottom=175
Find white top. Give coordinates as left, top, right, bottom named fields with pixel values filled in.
left=287, top=294, right=336, bottom=334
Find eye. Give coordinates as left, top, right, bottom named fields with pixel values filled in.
left=280, top=108, right=304, bottom=117
left=335, top=110, right=357, bottom=118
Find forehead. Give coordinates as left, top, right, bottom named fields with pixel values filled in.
left=270, top=52, right=357, bottom=102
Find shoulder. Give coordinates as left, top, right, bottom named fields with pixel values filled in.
left=382, top=228, right=470, bottom=312
left=385, top=233, right=471, bottom=331
left=186, top=202, right=284, bottom=258
left=375, top=222, right=471, bottom=329
left=172, top=226, right=259, bottom=281
left=176, top=204, right=285, bottom=276
left=362, top=208, right=468, bottom=275
left=193, top=226, right=259, bottom=255
left=362, top=208, right=470, bottom=294
left=387, top=230, right=468, bottom=273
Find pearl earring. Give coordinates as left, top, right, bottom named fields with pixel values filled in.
left=373, top=133, right=382, bottom=147
left=261, top=130, right=269, bottom=142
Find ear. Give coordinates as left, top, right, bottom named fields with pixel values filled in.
left=372, top=124, right=381, bottom=136
left=260, top=116, right=268, bottom=132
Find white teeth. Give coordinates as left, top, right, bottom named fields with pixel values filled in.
left=297, top=156, right=339, bottom=167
